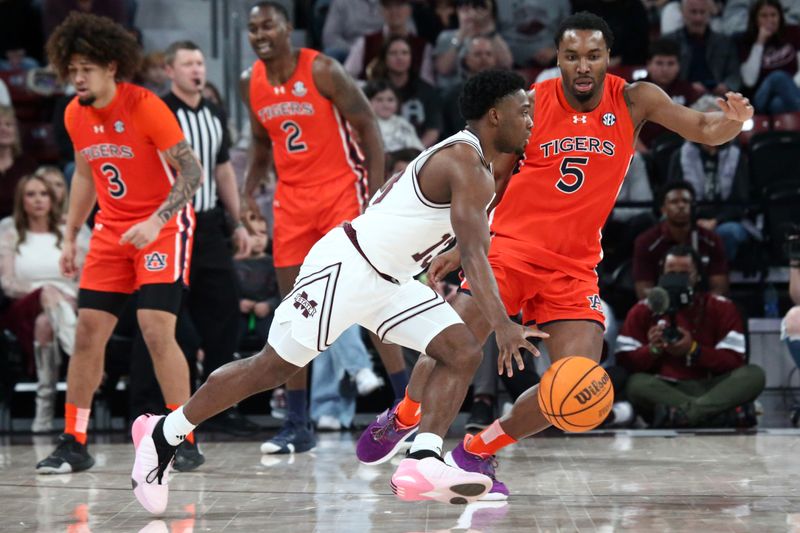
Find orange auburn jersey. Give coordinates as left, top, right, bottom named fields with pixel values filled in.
left=65, top=82, right=186, bottom=231
left=249, top=48, right=367, bottom=189
left=489, top=74, right=635, bottom=281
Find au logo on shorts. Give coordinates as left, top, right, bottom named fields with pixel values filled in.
left=293, top=291, right=318, bottom=318
left=587, top=294, right=603, bottom=311
left=144, top=252, right=168, bottom=271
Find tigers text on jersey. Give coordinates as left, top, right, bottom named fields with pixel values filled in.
left=489, top=74, right=635, bottom=281
left=249, top=48, right=366, bottom=188
left=65, top=82, right=186, bottom=231
left=351, top=129, right=489, bottom=281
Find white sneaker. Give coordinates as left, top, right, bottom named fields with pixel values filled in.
left=316, top=415, right=342, bottom=431
left=355, top=368, right=384, bottom=396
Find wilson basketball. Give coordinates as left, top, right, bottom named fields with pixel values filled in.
left=537, top=356, right=614, bottom=432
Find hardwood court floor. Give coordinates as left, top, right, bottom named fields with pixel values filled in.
left=1, top=430, right=800, bottom=532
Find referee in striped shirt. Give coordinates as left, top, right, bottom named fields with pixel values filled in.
left=160, top=41, right=257, bottom=437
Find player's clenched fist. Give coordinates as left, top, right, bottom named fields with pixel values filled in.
left=120, top=216, right=163, bottom=249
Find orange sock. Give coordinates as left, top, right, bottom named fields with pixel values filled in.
left=465, top=419, right=517, bottom=457
left=166, top=404, right=194, bottom=444
left=394, top=388, right=421, bottom=427
left=65, top=403, right=90, bottom=445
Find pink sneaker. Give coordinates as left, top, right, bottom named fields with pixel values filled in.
left=131, top=414, right=176, bottom=515
left=390, top=457, right=491, bottom=504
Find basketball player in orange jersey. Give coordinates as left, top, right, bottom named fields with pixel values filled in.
left=242, top=1, right=407, bottom=454
left=358, top=12, right=754, bottom=499
left=35, top=13, right=203, bottom=474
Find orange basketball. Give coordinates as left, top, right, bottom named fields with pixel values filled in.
left=537, top=356, right=614, bottom=432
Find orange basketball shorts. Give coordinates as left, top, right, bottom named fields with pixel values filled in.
left=460, top=246, right=605, bottom=328
left=79, top=209, right=195, bottom=294
left=272, top=176, right=365, bottom=268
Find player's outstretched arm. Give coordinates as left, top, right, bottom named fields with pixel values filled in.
left=314, top=55, right=385, bottom=197
left=628, top=81, right=753, bottom=146
left=444, top=147, right=548, bottom=376
left=240, top=69, right=274, bottom=214
left=61, top=151, right=97, bottom=278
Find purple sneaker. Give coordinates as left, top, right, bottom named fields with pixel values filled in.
left=356, top=405, right=418, bottom=465
left=445, top=436, right=508, bottom=501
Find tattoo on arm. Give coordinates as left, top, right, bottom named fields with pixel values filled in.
left=157, top=140, right=203, bottom=224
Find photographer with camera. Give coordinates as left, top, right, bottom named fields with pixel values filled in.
left=633, top=181, right=729, bottom=300
left=617, top=245, right=765, bottom=428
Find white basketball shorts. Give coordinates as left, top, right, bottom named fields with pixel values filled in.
left=268, top=226, right=463, bottom=367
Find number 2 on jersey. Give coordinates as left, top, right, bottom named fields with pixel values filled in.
left=281, top=120, right=308, bottom=153
left=556, top=157, right=588, bottom=194
left=101, top=163, right=126, bottom=199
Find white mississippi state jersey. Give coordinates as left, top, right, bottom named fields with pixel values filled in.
left=351, top=129, right=488, bottom=281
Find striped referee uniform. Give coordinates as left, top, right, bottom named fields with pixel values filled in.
left=160, top=91, right=241, bottom=378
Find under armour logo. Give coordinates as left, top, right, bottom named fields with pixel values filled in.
left=573, top=115, right=587, bottom=124
left=93, top=125, right=104, bottom=133
left=293, top=291, right=318, bottom=318
left=587, top=294, right=603, bottom=311
left=273, top=86, right=286, bottom=95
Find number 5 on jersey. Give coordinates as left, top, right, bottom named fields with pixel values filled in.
left=281, top=120, right=308, bottom=153
left=556, top=157, right=588, bottom=194
left=101, top=162, right=127, bottom=199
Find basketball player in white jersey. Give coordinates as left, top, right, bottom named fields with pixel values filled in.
left=130, top=69, right=542, bottom=513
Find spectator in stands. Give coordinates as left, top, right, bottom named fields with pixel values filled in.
left=385, top=147, right=420, bottom=177
left=738, top=0, right=800, bottom=113
left=571, top=0, right=650, bottom=66
left=633, top=180, right=729, bottom=299
left=495, top=0, right=569, bottom=68
left=368, top=35, right=442, bottom=146
left=661, top=0, right=724, bottom=35
left=0, top=105, right=38, bottom=218
left=137, top=51, right=170, bottom=96
left=345, top=0, right=434, bottom=84
left=497, top=0, right=572, bottom=67
left=440, top=35, right=498, bottom=137
left=236, top=210, right=279, bottom=346
left=364, top=79, right=424, bottom=151
left=638, top=38, right=706, bottom=151
left=202, top=80, right=223, bottom=108
left=43, top=0, right=130, bottom=37
left=664, top=0, right=742, bottom=95
left=617, top=245, right=765, bottom=428
left=0, top=175, right=84, bottom=432
left=322, top=0, right=384, bottom=63
left=667, top=96, right=752, bottom=262
left=34, top=166, right=68, bottom=222
left=433, top=0, right=512, bottom=90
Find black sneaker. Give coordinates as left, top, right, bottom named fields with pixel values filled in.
left=173, top=438, right=205, bottom=472
left=465, top=400, right=495, bottom=431
left=35, top=433, right=95, bottom=474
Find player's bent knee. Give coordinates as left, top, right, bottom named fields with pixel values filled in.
left=425, top=324, right=482, bottom=372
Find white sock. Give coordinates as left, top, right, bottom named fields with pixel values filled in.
left=162, top=406, right=196, bottom=446
left=409, top=432, right=443, bottom=457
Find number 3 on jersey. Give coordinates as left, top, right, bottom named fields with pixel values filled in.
left=101, top=162, right=126, bottom=199
left=556, top=157, right=588, bottom=194
left=281, top=120, right=308, bottom=153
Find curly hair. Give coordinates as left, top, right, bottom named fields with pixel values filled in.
left=46, top=12, right=142, bottom=81
left=459, top=69, right=526, bottom=121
